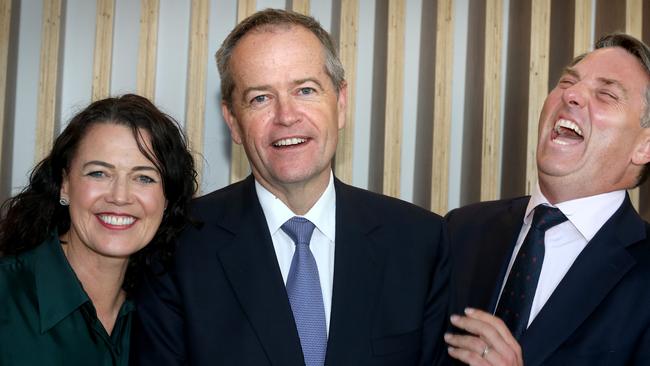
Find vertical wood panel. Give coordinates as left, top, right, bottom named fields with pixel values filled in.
left=35, top=0, right=62, bottom=162
left=136, top=0, right=159, bottom=100
left=501, top=0, right=531, bottom=199
left=0, top=0, right=11, bottom=174
left=382, top=0, right=405, bottom=198
left=92, top=0, right=115, bottom=101
left=186, top=0, right=210, bottom=187
left=526, top=0, right=551, bottom=194
left=334, top=0, right=358, bottom=184
left=627, top=0, right=642, bottom=210
left=480, top=0, right=503, bottom=201
left=230, top=0, right=256, bottom=183
left=238, top=0, right=255, bottom=20
left=430, top=0, right=453, bottom=213
left=595, top=0, right=625, bottom=36
left=574, top=0, right=592, bottom=56
left=291, top=0, right=309, bottom=15
left=626, top=0, right=642, bottom=37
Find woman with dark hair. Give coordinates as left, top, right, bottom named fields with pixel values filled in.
left=0, top=94, right=197, bottom=365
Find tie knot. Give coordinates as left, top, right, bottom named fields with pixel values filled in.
left=281, top=217, right=316, bottom=246
left=531, top=205, right=567, bottom=231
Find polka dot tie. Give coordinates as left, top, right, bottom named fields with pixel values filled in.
left=282, top=217, right=327, bottom=366
left=495, top=205, right=567, bottom=340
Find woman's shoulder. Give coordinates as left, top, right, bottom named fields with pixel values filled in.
left=0, top=238, right=59, bottom=304
left=0, top=246, right=38, bottom=296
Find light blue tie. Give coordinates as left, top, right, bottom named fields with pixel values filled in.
left=282, top=217, right=327, bottom=366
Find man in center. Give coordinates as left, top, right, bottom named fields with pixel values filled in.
left=132, top=9, right=450, bottom=366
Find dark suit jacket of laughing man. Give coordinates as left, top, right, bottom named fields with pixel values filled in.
left=131, top=9, right=450, bottom=366
left=445, top=33, right=650, bottom=366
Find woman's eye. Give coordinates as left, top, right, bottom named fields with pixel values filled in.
left=137, top=175, right=157, bottom=184
left=86, top=171, right=106, bottom=178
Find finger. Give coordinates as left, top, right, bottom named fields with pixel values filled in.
left=448, top=346, right=491, bottom=366
left=446, top=333, right=509, bottom=366
left=450, top=314, right=518, bottom=364
left=464, top=308, right=523, bottom=360
left=450, top=314, right=505, bottom=345
left=444, top=332, right=487, bottom=354
left=464, top=308, right=519, bottom=349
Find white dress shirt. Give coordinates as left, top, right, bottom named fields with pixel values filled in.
left=498, top=182, right=625, bottom=327
left=255, top=173, right=336, bottom=334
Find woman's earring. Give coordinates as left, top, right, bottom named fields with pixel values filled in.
left=59, top=197, right=69, bottom=206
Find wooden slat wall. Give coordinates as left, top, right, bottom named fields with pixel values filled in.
left=34, top=0, right=62, bottom=163
left=0, top=0, right=11, bottom=177
left=430, top=0, right=454, bottom=214
left=185, top=0, right=210, bottom=187
left=480, top=0, right=503, bottom=202
left=627, top=0, right=642, bottom=211
left=136, top=0, right=160, bottom=100
left=382, top=0, right=405, bottom=198
left=9, top=0, right=650, bottom=221
left=92, top=0, right=115, bottom=101
left=290, top=0, right=309, bottom=15
left=229, top=0, right=256, bottom=184
left=626, top=0, right=642, bottom=37
left=334, top=0, right=359, bottom=184
left=574, top=0, right=592, bottom=56
left=525, top=0, right=551, bottom=194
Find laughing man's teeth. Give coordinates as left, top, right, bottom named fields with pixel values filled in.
left=554, top=119, right=583, bottom=136
left=99, top=215, right=135, bottom=226
left=274, top=137, right=306, bottom=147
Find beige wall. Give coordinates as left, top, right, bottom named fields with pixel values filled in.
left=1, top=0, right=649, bottom=220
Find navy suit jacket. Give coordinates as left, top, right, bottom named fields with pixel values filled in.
left=445, top=195, right=650, bottom=365
left=131, top=176, right=450, bottom=365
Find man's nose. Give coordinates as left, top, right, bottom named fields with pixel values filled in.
left=562, top=83, right=587, bottom=108
left=275, top=96, right=300, bottom=126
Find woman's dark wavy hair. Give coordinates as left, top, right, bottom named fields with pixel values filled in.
left=0, top=94, right=197, bottom=290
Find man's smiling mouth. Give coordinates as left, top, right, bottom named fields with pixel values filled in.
left=552, top=119, right=584, bottom=145
left=273, top=137, right=307, bottom=147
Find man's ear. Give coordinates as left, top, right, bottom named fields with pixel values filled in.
left=336, top=81, right=348, bottom=130
left=222, top=102, right=243, bottom=145
left=632, top=128, right=650, bottom=165
left=632, top=127, right=650, bottom=165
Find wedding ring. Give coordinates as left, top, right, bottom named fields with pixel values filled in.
left=481, top=345, right=489, bottom=358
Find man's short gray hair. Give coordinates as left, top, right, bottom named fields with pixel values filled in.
left=215, top=8, right=345, bottom=111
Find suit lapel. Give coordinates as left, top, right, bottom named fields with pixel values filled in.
left=215, top=177, right=304, bottom=365
left=521, top=196, right=644, bottom=366
left=466, top=198, right=528, bottom=311
left=325, top=180, right=385, bottom=365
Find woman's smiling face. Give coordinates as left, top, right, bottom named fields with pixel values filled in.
left=60, top=122, right=167, bottom=260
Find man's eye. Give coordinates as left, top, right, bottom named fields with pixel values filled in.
left=298, top=87, right=315, bottom=95
left=251, top=95, right=268, bottom=104
left=599, top=90, right=618, bottom=100
left=558, top=79, right=574, bottom=88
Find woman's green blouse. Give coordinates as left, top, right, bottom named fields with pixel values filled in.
left=0, top=235, right=134, bottom=365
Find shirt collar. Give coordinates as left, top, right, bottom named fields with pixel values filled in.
left=526, top=182, right=625, bottom=241
left=255, top=172, right=336, bottom=242
left=33, top=233, right=89, bottom=333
